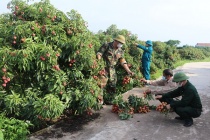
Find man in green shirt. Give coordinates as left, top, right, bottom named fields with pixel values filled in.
left=155, top=72, right=202, bottom=127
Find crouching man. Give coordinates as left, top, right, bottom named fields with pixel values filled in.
left=155, top=72, right=202, bottom=127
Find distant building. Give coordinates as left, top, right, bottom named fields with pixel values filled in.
left=195, top=43, right=210, bottom=48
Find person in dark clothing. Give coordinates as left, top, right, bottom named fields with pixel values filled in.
left=155, top=72, right=202, bottom=127
left=135, top=40, right=153, bottom=80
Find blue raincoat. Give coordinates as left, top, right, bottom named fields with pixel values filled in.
left=137, top=44, right=153, bottom=80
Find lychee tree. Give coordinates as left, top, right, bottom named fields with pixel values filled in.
left=0, top=0, right=178, bottom=122
left=1, top=0, right=203, bottom=138
left=0, top=0, right=105, bottom=129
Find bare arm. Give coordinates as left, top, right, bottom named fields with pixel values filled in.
left=122, top=63, right=133, bottom=75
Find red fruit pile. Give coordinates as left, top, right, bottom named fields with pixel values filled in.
left=138, top=105, right=150, bottom=113
left=112, top=104, right=119, bottom=113
left=156, top=102, right=169, bottom=113
left=122, top=76, right=130, bottom=85
left=128, top=107, right=134, bottom=115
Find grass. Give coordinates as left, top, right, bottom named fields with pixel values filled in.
left=174, top=57, right=210, bottom=68
left=151, top=57, right=210, bottom=80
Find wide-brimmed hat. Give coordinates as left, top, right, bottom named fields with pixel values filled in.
left=114, top=35, right=125, bottom=44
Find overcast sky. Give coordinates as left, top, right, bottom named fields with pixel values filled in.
left=0, top=0, right=209, bottom=46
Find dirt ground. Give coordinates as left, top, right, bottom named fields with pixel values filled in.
left=30, top=62, right=210, bottom=140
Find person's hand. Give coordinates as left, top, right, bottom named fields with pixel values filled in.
left=155, top=95, right=162, bottom=100
left=145, top=89, right=151, bottom=94
left=140, top=78, right=146, bottom=83
left=166, top=104, right=171, bottom=110
left=97, top=54, right=102, bottom=60
left=135, top=43, right=138, bottom=46
left=127, top=71, right=134, bottom=76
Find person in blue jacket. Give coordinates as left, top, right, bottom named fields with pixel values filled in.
left=135, top=40, right=153, bottom=80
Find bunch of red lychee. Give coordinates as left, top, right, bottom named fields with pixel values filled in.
left=2, top=68, right=10, bottom=87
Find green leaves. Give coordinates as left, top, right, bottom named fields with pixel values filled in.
left=0, top=129, right=4, bottom=140
left=178, top=47, right=206, bottom=60
left=0, top=114, right=31, bottom=140
left=112, top=95, right=152, bottom=120
left=33, top=94, right=64, bottom=119
left=128, top=95, right=149, bottom=112
left=0, top=0, right=209, bottom=139
left=119, top=112, right=132, bottom=120
left=4, top=91, right=23, bottom=116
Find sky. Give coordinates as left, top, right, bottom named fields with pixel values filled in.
left=0, top=0, right=210, bottom=46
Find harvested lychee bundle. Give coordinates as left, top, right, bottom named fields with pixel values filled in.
left=122, top=76, right=130, bottom=85
left=138, top=105, right=150, bottom=113
left=156, top=102, right=170, bottom=115
left=143, top=91, right=154, bottom=101
left=112, top=104, right=119, bottom=113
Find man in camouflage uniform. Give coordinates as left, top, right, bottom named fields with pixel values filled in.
left=96, top=35, right=133, bottom=103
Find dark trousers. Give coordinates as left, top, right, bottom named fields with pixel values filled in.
left=159, top=97, right=202, bottom=120
left=175, top=106, right=201, bottom=120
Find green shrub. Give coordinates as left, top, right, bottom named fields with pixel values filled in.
left=0, top=114, right=31, bottom=140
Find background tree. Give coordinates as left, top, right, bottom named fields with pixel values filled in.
left=165, top=40, right=180, bottom=47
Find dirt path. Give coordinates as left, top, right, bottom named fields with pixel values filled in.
left=30, top=62, right=210, bottom=140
